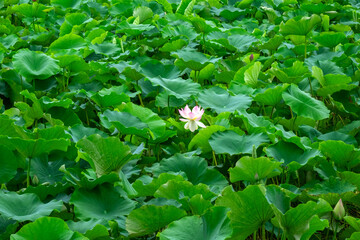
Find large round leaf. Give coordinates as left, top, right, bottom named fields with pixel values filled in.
left=116, top=102, right=166, bottom=140
left=0, top=146, right=18, bottom=184
left=160, top=207, right=232, bottom=240
left=70, top=184, right=136, bottom=221
left=171, top=48, right=220, bottom=71
left=76, top=134, right=132, bottom=176
left=126, top=205, right=186, bottom=237
left=229, top=156, right=281, bottom=183
left=282, top=84, right=330, bottom=120
left=265, top=141, right=320, bottom=172
left=100, top=110, right=149, bottom=138
left=49, top=34, right=86, bottom=52
left=198, top=87, right=252, bottom=114
left=269, top=199, right=331, bottom=240
left=146, top=76, right=201, bottom=100
left=313, top=32, right=347, bottom=48
left=10, top=217, right=86, bottom=240
left=147, top=153, right=228, bottom=193
left=12, top=49, right=60, bottom=81
left=280, top=14, right=321, bottom=36
left=0, top=191, right=63, bottom=222
left=209, top=130, right=269, bottom=155
left=216, top=185, right=274, bottom=240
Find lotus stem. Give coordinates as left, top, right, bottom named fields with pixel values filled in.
left=262, top=224, right=266, bottom=240
left=212, top=150, right=217, bottom=166
left=27, top=157, right=32, bottom=187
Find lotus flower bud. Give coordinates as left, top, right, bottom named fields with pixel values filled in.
left=249, top=54, right=254, bottom=61
left=333, top=199, right=345, bottom=220
left=254, top=173, right=259, bottom=181
left=32, top=175, right=39, bottom=185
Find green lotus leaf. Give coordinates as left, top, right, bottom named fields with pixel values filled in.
left=212, top=6, right=245, bottom=21
left=89, top=42, right=121, bottom=56
left=70, top=183, right=136, bottom=221
left=61, top=166, right=120, bottom=190
left=198, top=87, right=252, bottom=114
left=270, top=199, right=331, bottom=240
left=259, top=35, right=284, bottom=51
left=270, top=61, right=309, bottom=84
left=317, top=131, right=357, bottom=146
left=12, top=3, right=51, bottom=19
left=116, top=21, right=155, bottom=36
left=140, top=60, right=181, bottom=79
left=159, top=39, right=187, bottom=52
left=160, top=207, right=232, bottom=240
left=12, top=49, right=60, bottom=81
left=265, top=141, right=320, bottom=172
left=228, top=34, right=258, bottom=52
left=244, top=61, right=261, bottom=88
left=51, top=0, right=82, bottom=9
left=280, top=14, right=321, bottom=36
left=254, top=84, right=289, bottom=106
left=76, top=134, right=132, bottom=176
left=209, top=130, right=269, bottom=155
left=229, top=156, right=281, bottom=183
left=0, top=146, right=18, bottom=184
left=146, top=76, right=201, bottom=100
left=30, top=155, right=65, bottom=184
left=133, top=173, right=185, bottom=197
left=133, top=6, right=153, bottom=24
left=190, top=16, right=217, bottom=34
left=66, top=219, right=107, bottom=234
left=49, top=34, right=87, bottom=52
left=60, top=13, right=88, bottom=36
left=307, top=177, right=356, bottom=204
left=147, top=153, right=228, bottom=193
left=237, top=110, right=275, bottom=133
left=154, top=180, right=216, bottom=211
left=10, top=217, right=86, bottom=240
left=348, top=232, right=360, bottom=240
left=265, top=185, right=291, bottom=215
left=83, top=224, right=109, bottom=240
left=68, top=125, right=107, bottom=143
left=0, top=129, right=71, bottom=159
left=339, top=171, right=360, bottom=191
left=0, top=34, right=19, bottom=50
left=88, top=85, right=135, bottom=108
left=319, top=140, right=360, bottom=170
left=282, top=84, right=330, bottom=120
left=23, top=183, right=71, bottom=201
left=100, top=109, right=149, bottom=138
left=116, top=102, right=166, bottom=140
left=172, top=48, right=220, bottom=71
left=216, top=185, right=273, bottom=240
left=313, top=32, right=347, bottom=48
left=109, top=2, right=133, bottom=16
left=126, top=205, right=186, bottom=237
left=344, top=216, right=360, bottom=232
left=155, top=92, right=187, bottom=108
left=0, top=191, right=63, bottom=222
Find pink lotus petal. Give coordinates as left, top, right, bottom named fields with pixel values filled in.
left=180, top=118, right=189, bottom=122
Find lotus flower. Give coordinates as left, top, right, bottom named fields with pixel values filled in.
left=179, top=105, right=206, bottom=132
left=333, top=199, right=345, bottom=220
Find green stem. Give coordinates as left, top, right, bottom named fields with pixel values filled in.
left=333, top=222, right=338, bottom=240
left=304, top=36, right=307, bottom=60
left=27, top=157, right=32, bottom=187
left=262, top=224, right=266, bottom=240
left=167, top=95, right=170, bottom=118
left=253, top=230, right=257, bottom=240
left=212, top=150, right=217, bottom=166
